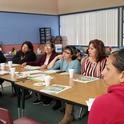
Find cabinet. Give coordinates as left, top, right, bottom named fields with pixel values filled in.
left=39, top=27, right=51, bottom=44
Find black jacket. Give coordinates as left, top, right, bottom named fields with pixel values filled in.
left=12, top=50, right=36, bottom=64
left=0, top=51, right=6, bottom=63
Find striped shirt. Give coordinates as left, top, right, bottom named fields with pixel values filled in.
left=81, top=56, right=107, bottom=78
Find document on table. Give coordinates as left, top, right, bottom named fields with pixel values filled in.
left=30, top=74, right=50, bottom=86
left=0, top=71, right=9, bottom=75
left=42, top=70, right=64, bottom=74
left=73, top=76, right=99, bottom=83
left=24, top=70, right=43, bottom=75
left=86, top=98, right=95, bottom=111
left=25, top=65, right=41, bottom=70
left=40, top=84, right=71, bottom=94
left=28, top=74, right=49, bottom=82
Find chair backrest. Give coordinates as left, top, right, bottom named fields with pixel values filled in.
left=0, top=107, right=13, bottom=124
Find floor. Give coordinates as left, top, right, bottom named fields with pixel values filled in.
left=0, top=82, right=88, bottom=124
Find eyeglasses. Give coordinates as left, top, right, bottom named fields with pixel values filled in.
left=63, top=50, right=71, bottom=54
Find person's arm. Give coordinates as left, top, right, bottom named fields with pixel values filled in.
left=47, top=54, right=63, bottom=69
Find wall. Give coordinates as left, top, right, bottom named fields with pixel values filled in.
left=0, top=0, right=58, bottom=15
left=58, top=0, right=124, bottom=14
left=0, top=12, right=59, bottom=44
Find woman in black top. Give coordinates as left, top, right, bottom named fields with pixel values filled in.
left=12, top=41, right=36, bottom=64
left=0, top=51, right=6, bottom=96
left=12, top=41, right=36, bottom=98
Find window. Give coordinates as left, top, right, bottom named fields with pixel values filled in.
left=60, top=8, right=118, bottom=46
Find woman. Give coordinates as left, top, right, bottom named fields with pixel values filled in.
left=88, top=48, right=124, bottom=124
left=0, top=51, right=6, bottom=96
left=59, top=39, right=107, bottom=124
left=25, top=42, right=58, bottom=69
left=48, top=46, right=81, bottom=110
left=12, top=41, right=36, bottom=64
left=25, top=42, right=58, bottom=104
left=48, top=46, right=80, bottom=73
left=81, top=39, right=107, bottom=77
left=12, top=41, right=36, bottom=98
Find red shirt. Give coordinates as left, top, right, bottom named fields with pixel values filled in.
left=88, top=83, right=124, bottom=124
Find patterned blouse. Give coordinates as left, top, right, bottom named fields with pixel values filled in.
left=81, top=56, right=107, bottom=78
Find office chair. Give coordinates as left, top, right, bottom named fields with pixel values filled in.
left=0, top=107, right=42, bottom=124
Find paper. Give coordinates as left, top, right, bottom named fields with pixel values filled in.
left=12, top=64, right=19, bottom=67
left=33, top=82, right=43, bottom=86
left=40, top=84, right=70, bottom=94
left=42, top=70, right=64, bottom=74
left=59, top=72, right=69, bottom=75
left=86, top=98, right=95, bottom=111
left=23, top=70, right=42, bottom=75
left=0, top=71, right=9, bottom=75
left=73, top=76, right=99, bottom=83
left=29, top=74, right=53, bottom=82
left=25, top=65, right=41, bottom=70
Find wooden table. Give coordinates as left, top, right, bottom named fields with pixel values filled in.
left=0, top=66, right=107, bottom=117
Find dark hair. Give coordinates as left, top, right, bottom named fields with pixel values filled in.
left=45, top=42, right=55, bottom=50
left=111, top=49, right=124, bottom=72
left=21, top=41, right=34, bottom=52
left=88, top=39, right=106, bottom=62
left=64, top=46, right=77, bottom=60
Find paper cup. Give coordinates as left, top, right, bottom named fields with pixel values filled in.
left=10, top=67, right=15, bottom=76
left=68, top=69, right=74, bottom=78
left=0, top=63, right=5, bottom=71
left=8, top=61, right=12, bottom=68
left=44, top=75, right=52, bottom=86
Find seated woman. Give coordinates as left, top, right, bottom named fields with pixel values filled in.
left=25, top=42, right=58, bottom=69
left=48, top=46, right=81, bottom=110
left=59, top=39, right=107, bottom=124
left=12, top=41, right=36, bottom=64
left=23, top=42, right=58, bottom=104
left=48, top=46, right=81, bottom=73
left=12, top=41, right=36, bottom=98
left=0, top=51, right=7, bottom=96
left=88, top=48, right=124, bottom=124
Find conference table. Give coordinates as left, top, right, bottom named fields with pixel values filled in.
left=0, top=65, right=107, bottom=117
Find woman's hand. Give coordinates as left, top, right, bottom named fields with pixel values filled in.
left=21, top=62, right=27, bottom=67
left=41, top=64, right=47, bottom=69
left=56, top=54, right=63, bottom=60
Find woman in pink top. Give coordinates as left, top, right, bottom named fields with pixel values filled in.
left=81, top=39, right=107, bottom=78
left=88, top=48, right=124, bottom=124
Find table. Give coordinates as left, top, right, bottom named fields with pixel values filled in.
left=0, top=66, right=107, bottom=117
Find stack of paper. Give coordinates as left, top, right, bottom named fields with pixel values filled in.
left=0, top=71, right=9, bottom=75
left=73, top=76, right=99, bottom=83
left=43, top=70, right=63, bottom=74
left=24, top=70, right=42, bottom=75
left=25, top=65, right=41, bottom=70
left=86, top=98, right=95, bottom=111
left=29, top=74, right=53, bottom=82
left=40, top=84, right=70, bottom=94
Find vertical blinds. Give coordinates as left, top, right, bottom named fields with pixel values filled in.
left=60, top=8, right=118, bottom=46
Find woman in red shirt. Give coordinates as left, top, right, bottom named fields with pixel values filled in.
left=88, top=48, right=124, bottom=124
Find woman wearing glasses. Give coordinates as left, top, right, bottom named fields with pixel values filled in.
left=48, top=46, right=81, bottom=110
left=48, top=46, right=81, bottom=73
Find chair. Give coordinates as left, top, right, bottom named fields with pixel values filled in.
left=0, top=107, right=42, bottom=124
